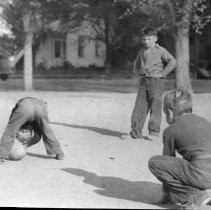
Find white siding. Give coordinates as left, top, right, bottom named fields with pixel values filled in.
left=66, top=33, right=105, bottom=67
left=34, top=37, right=52, bottom=69
left=34, top=21, right=105, bottom=69
left=35, top=35, right=66, bottom=70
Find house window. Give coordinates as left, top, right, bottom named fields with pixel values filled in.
left=55, top=39, right=66, bottom=58
left=78, top=35, right=86, bottom=58
left=95, top=40, right=101, bottom=57
left=63, top=41, right=66, bottom=56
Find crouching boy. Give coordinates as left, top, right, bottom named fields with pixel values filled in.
left=0, top=97, right=64, bottom=162
left=148, top=88, right=211, bottom=209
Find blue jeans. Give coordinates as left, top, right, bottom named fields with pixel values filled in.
left=0, top=97, right=63, bottom=158
left=131, top=77, right=164, bottom=138
left=148, top=155, right=211, bottom=205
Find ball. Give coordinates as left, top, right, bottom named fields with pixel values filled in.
left=8, top=140, right=26, bottom=161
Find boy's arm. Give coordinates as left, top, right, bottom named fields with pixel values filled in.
left=162, top=128, right=176, bottom=156
left=161, top=48, right=177, bottom=77
left=133, top=50, right=141, bottom=74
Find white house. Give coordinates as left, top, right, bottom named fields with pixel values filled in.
left=0, top=7, right=12, bottom=36
left=14, top=21, right=106, bottom=70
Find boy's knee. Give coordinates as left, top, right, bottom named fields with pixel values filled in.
left=148, top=155, right=163, bottom=170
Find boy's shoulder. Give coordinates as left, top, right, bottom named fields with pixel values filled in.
left=163, top=121, right=180, bottom=136
left=139, top=44, right=167, bottom=52
left=154, top=44, right=168, bottom=52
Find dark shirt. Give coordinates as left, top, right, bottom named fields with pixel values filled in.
left=134, top=44, right=176, bottom=78
left=163, top=114, right=211, bottom=161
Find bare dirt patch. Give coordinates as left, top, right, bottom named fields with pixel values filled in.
left=0, top=91, right=211, bottom=209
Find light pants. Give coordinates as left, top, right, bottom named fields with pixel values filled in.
left=149, top=155, right=211, bottom=206
left=0, top=97, right=63, bottom=158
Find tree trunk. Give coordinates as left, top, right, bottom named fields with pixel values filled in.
left=104, top=14, right=111, bottom=74
left=175, top=27, right=193, bottom=93
left=23, top=12, right=33, bottom=91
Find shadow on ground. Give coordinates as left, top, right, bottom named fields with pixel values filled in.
left=62, top=168, right=174, bottom=209
left=26, top=152, right=55, bottom=159
left=51, top=122, right=127, bottom=138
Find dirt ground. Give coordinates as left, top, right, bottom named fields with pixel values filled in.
left=0, top=91, right=211, bottom=209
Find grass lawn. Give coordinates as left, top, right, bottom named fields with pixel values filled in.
left=1, top=77, right=211, bottom=93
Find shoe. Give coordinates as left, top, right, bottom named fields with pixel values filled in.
left=120, top=132, right=142, bottom=140
left=148, top=132, right=159, bottom=140
left=175, top=195, right=211, bottom=210
left=121, top=133, right=133, bottom=140
left=149, top=131, right=159, bottom=136
left=175, top=203, right=198, bottom=210
left=148, top=135, right=159, bottom=141
left=56, top=152, right=64, bottom=160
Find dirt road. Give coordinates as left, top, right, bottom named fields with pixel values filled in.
left=0, top=91, right=211, bottom=209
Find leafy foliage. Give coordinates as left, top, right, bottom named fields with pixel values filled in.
left=116, top=0, right=211, bottom=34
left=0, top=0, right=210, bottom=72
left=1, top=0, right=85, bottom=50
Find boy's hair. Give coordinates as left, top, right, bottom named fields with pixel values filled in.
left=142, top=27, right=158, bottom=36
left=163, top=88, right=192, bottom=115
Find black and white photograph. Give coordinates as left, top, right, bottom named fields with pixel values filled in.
left=0, top=0, right=211, bottom=209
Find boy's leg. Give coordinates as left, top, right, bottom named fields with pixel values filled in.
left=148, top=155, right=211, bottom=207
left=130, top=77, right=149, bottom=138
left=0, top=103, right=32, bottom=159
left=39, top=116, right=64, bottom=156
left=147, top=78, right=164, bottom=137
left=35, top=105, right=64, bottom=159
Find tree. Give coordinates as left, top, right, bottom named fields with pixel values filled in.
left=1, top=0, right=81, bottom=91
left=116, top=0, right=211, bottom=92
left=41, top=0, right=137, bottom=72
left=2, top=0, right=43, bottom=91
left=74, top=0, right=128, bottom=73
left=1, top=0, right=139, bottom=80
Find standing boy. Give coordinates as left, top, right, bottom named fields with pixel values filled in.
left=149, top=88, right=211, bottom=209
left=0, top=97, right=64, bottom=162
left=122, top=27, right=176, bottom=140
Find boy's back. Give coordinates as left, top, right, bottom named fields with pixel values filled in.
left=164, top=114, right=211, bottom=160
